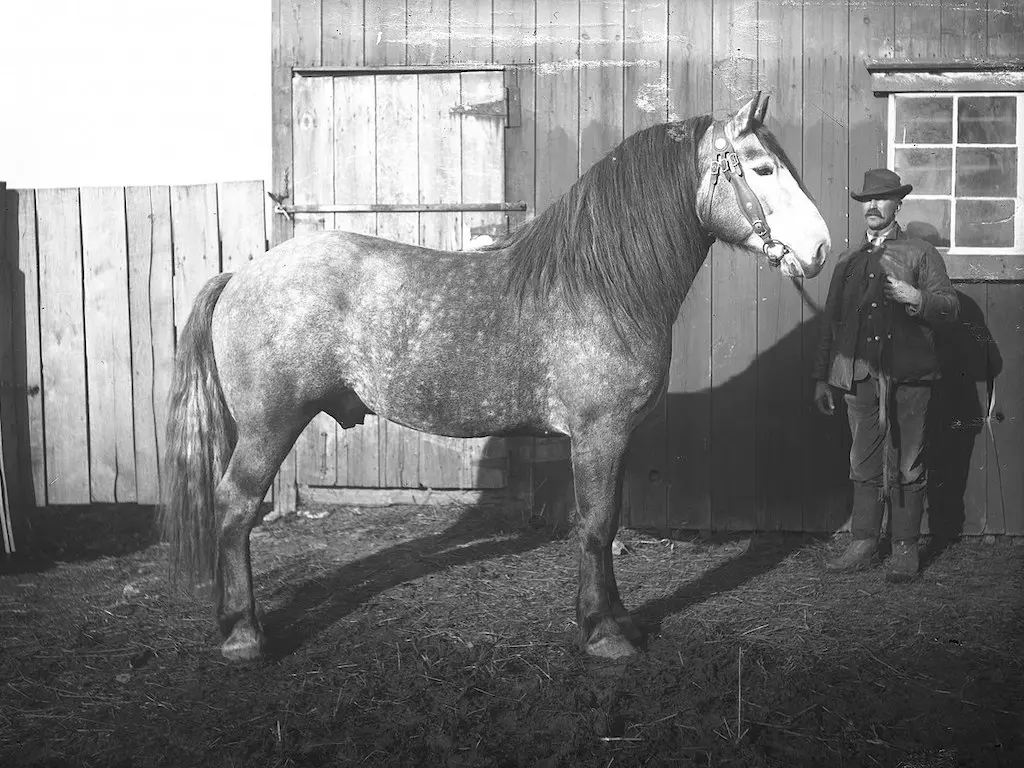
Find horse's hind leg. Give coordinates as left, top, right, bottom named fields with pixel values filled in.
left=215, top=423, right=306, bottom=661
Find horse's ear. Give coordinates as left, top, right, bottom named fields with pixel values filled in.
left=754, top=93, right=769, bottom=124
left=729, top=92, right=762, bottom=137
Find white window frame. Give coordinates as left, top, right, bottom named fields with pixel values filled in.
left=887, top=91, right=1024, bottom=256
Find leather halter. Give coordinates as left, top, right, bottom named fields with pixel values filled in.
left=707, top=122, right=790, bottom=269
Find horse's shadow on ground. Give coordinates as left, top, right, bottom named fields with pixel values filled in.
left=257, top=502, right=815, bottom=659
left=258, top=503, right=559, bottom=658
left=633, top=533, right=812, bottom=641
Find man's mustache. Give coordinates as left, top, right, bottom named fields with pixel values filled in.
left=867, top=209, right=882, bottom=217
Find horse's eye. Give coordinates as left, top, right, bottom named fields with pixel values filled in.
left=752, top=165, right=774, bottom=176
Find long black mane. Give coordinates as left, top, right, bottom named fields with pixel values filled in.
left=489, top=115, right=715, bottom=339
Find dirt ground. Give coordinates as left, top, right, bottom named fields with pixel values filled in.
left=1, top=500, right=1022, bottom=768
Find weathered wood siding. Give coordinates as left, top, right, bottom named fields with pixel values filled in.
left=270, top=0, right=1024, bottom=535
left=0, top=182, right=267, bottom=509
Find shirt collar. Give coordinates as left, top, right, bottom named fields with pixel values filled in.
left=866, top=222, right=900, bottom=247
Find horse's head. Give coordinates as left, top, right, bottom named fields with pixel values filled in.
left=699, top=92, right=830, bottom=279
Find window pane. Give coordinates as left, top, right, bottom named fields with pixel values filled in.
left=956, top=199, right=1015, bottom=248
left=894, top=96, right=954, bottom=143
left=956, top=147, right=1018, bottom=197
left=900, top=199, right=951, bottom=248
left=958, top=96, right=1017, bottom=144
left=895, top=147, right=952, bottom=194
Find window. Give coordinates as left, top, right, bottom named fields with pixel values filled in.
left=888, top=92, right=1024, bottom=255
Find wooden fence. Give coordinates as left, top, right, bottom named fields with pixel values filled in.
left=0, top=180, right=267, bottom=510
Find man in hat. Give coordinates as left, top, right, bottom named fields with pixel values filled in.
left=812, top=168, right=959, bottom=581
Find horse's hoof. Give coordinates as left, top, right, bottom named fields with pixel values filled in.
left=221, top=631, right=264, bottom=662
left=612, top=611, right=643, bottom=643
left=585, top=633, right=639, bottom=660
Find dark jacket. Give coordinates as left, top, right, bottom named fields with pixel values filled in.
left=812, top=224, right=959, bottom=391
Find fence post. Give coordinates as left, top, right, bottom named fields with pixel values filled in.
left=0, top=180, right=15, bottom=553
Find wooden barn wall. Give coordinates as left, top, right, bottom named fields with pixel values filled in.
left=271, top=0, right=1024, bottom=535
left=0, top=181, right=267, bottom=510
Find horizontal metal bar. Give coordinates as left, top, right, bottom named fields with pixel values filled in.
left=276, top=202, right=527, bottom=214
left=294, top=64, right=507, bottom=77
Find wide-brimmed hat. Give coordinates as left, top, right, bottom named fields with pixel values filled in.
left=850, top=168, right=913, bottom=202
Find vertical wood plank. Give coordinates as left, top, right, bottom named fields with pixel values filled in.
left=323, top=0, right=365, bottom=66
left=624, top=0, right=667, bottom=131
left=578, top=0, right=623, bottom=173
left=460, top=70, right=509, bottom=489
left=710, top=0, right=759, bottom=531
left=36, top=188, right=90, bottom=503
left=940, top=0, right=987, bottom=58
left=986, top=283, right=1024, bottom=535
left=219, top=181, right=267, bottom=273
left=293, top=75, right=339, bottom=489
left=334, top=76, right=378, bottom=241
left=272, top=0, right=321, bottom=515
left=376, top=73, right=421, bottom=488
left=417, top=71, right=467, bottom=489
left=622, top=0, right=668, bottom=530
left=665, top=0, right=713, bottom=532
left=333, top=74, right=382, bottom=488
left=895, top=0, right=942, bottom=59
left=451, top=0, right=493, bottom=63
left=407, top=0, right=450, bottom=65
left=81, top=186, right=136, bottom=503
left=535, top=0, right=580, bottom=211
left=494, top=0, right=537, bottom=237
left=533, top=0, right=580, bottom=523
left=4, top=190, right=44, bottom=505
left=126, top=186, right=175, bottom=505
left=959, top=284, right=990, bottom=535
left=460, top=71, right=507, bottom=252
left=988, top=0, right=1024, bottom=58
left=170, top=184, right=220, bottom=342
left=494, top=0, right=537, bottom=506
left=0, top=182, right=17, bottom=510
left=802, top=0, right=851, bottom=533
left=273, top=0, right=322, bottom=248
left=755, top=0, right=805, bottom=532
left=929, top=284, right=988, bottom=537
left=365, top=0, right=409, bottom=65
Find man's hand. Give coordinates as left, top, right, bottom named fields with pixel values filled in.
left=884, top=275, right=922, bottom=308
left=814, top=381, right=835, bottom=416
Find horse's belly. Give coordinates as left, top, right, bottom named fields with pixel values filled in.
left=351, top=353, right=557, bottom=439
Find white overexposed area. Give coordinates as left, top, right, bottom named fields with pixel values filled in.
left=0, top=0, right=271, bottom=189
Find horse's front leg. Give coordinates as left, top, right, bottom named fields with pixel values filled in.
left=572, top=428, right=640, bottom=659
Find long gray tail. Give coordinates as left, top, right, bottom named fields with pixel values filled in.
left=159, top=273, right=236, bottom=586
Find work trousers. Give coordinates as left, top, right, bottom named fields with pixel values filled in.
left=844, top=376, right=931, bottom=493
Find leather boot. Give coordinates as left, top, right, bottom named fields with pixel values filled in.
left=886, top=489, right=925, bottom=583
left=825, top=537, right=879, bottom=572
left=886, top=539, right=920, bottom=583
left=825, top=485, right=883, bottom=572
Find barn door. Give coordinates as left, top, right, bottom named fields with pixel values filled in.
left=289, top=69, right=510, bottom=491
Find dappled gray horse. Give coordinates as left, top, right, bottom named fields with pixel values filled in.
left=161, top=93, right=830, bottom=661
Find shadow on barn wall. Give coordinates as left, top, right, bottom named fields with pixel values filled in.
left=533, top=289, right=998, bottom=543
left=927, top=289, right=1001, bottom=546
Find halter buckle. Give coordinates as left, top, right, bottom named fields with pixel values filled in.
left=710, top=158, right=722, bottom=184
